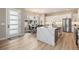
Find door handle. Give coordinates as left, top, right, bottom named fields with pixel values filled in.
left=8, top=25, right=10, bottom=28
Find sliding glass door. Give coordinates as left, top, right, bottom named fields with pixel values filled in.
left=7, top=9, right=21, bottom=38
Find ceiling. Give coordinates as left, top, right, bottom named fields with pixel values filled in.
left=25, top=8, right=75, bottom=14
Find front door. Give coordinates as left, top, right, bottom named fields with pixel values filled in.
left=7, top=9, right=21, bottom=38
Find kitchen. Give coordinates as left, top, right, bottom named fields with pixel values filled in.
left=0, top=8, right=79, bottom=50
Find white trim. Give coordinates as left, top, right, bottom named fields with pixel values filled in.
left=6, top=8, right=8, bottom=39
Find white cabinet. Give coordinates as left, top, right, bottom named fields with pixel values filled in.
left=37, top=26, right=57, bottom=46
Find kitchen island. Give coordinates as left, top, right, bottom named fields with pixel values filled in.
left=37, top=26, right=59, bottom=46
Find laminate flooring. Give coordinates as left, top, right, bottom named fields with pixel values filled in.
left=0, top=32, right=78, bottom=50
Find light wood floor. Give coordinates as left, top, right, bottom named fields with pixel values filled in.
left=0, top=32, right=78, bottom=50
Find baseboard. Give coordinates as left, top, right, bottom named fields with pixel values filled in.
left=0, top=33, right=25, bottom=41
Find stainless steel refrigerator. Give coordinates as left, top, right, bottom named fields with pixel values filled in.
left=62, top=18, right=72, bottom=32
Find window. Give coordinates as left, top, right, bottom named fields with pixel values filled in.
left=9, top=10, right=19, bottom=15
left=9, top=15, right=19, bottom=19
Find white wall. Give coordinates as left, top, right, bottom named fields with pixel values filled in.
left=0, top=8, right=6, bottom=39
left=20, top=9, right=25, bottom=36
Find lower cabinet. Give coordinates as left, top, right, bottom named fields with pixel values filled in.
left=37, top=26, right=58, bottom=46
